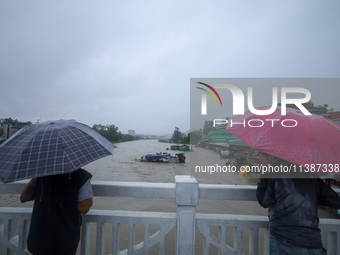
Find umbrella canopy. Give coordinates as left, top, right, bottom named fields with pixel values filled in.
left=0, top=120, right=116, bottom=183
left=228, top=139, right=250, bottom=147
left=226, top=106, right=340, bottom=169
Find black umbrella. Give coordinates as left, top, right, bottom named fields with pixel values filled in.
left=0, top=120, right=116, bottom=183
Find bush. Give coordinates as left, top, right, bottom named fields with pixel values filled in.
left=158, top=139, right=171, bottom=143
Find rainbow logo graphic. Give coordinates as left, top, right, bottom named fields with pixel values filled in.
left=196, top=82, right=222, bottom=106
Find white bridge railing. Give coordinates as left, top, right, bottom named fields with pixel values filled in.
left=1, top=175, right=340, bottom=255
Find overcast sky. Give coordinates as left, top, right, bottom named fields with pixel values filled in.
left=1, top=1, right=339, bottom=135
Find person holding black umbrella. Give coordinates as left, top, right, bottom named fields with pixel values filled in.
left=21, top=168, right=93, bottom=255
left=0, top=120, right=116, bottom=254
left=256, top=152, right=340, bottom=255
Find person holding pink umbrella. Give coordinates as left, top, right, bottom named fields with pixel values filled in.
left=226, top=106, right=340, bottom=254
left=256, top=152, right=340, bottom=254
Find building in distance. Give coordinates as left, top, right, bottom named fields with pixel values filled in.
left=128, top=129, right=135, bottom=136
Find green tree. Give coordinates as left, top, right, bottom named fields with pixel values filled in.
left=189, top=130, right=202, bottom=145
left=203, top=120, right=215, bottom=135
left=93, top=124, right=142, bottom=142
left=171, top=127, right=183, bottom=143
left=125, top=134, right=135, bottom=141
left=183, top=133, right=190, bottom=144
left=92, top=124, right=119, bottom=142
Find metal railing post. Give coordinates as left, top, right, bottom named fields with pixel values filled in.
left=175, top=175, right=198, bottom=255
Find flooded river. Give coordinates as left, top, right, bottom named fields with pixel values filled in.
left=86, top=139, right=255, bottom=185
left=0, top=139, right=266, bottom=213
left=80, top=139, right=267, bottom=214
left=84, top=140, right=271, bottom=254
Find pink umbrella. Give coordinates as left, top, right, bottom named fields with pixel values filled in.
left=226, top=106, right=340, bottom=171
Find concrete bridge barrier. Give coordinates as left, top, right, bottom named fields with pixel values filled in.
left=1, top=176, right=340, bottom=255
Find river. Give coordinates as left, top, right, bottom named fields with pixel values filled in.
left=0, top=139, right=267, bottom=214
left=83, top=140, right=271, bottom=254
left=85, top=139, right=255, bottom=185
